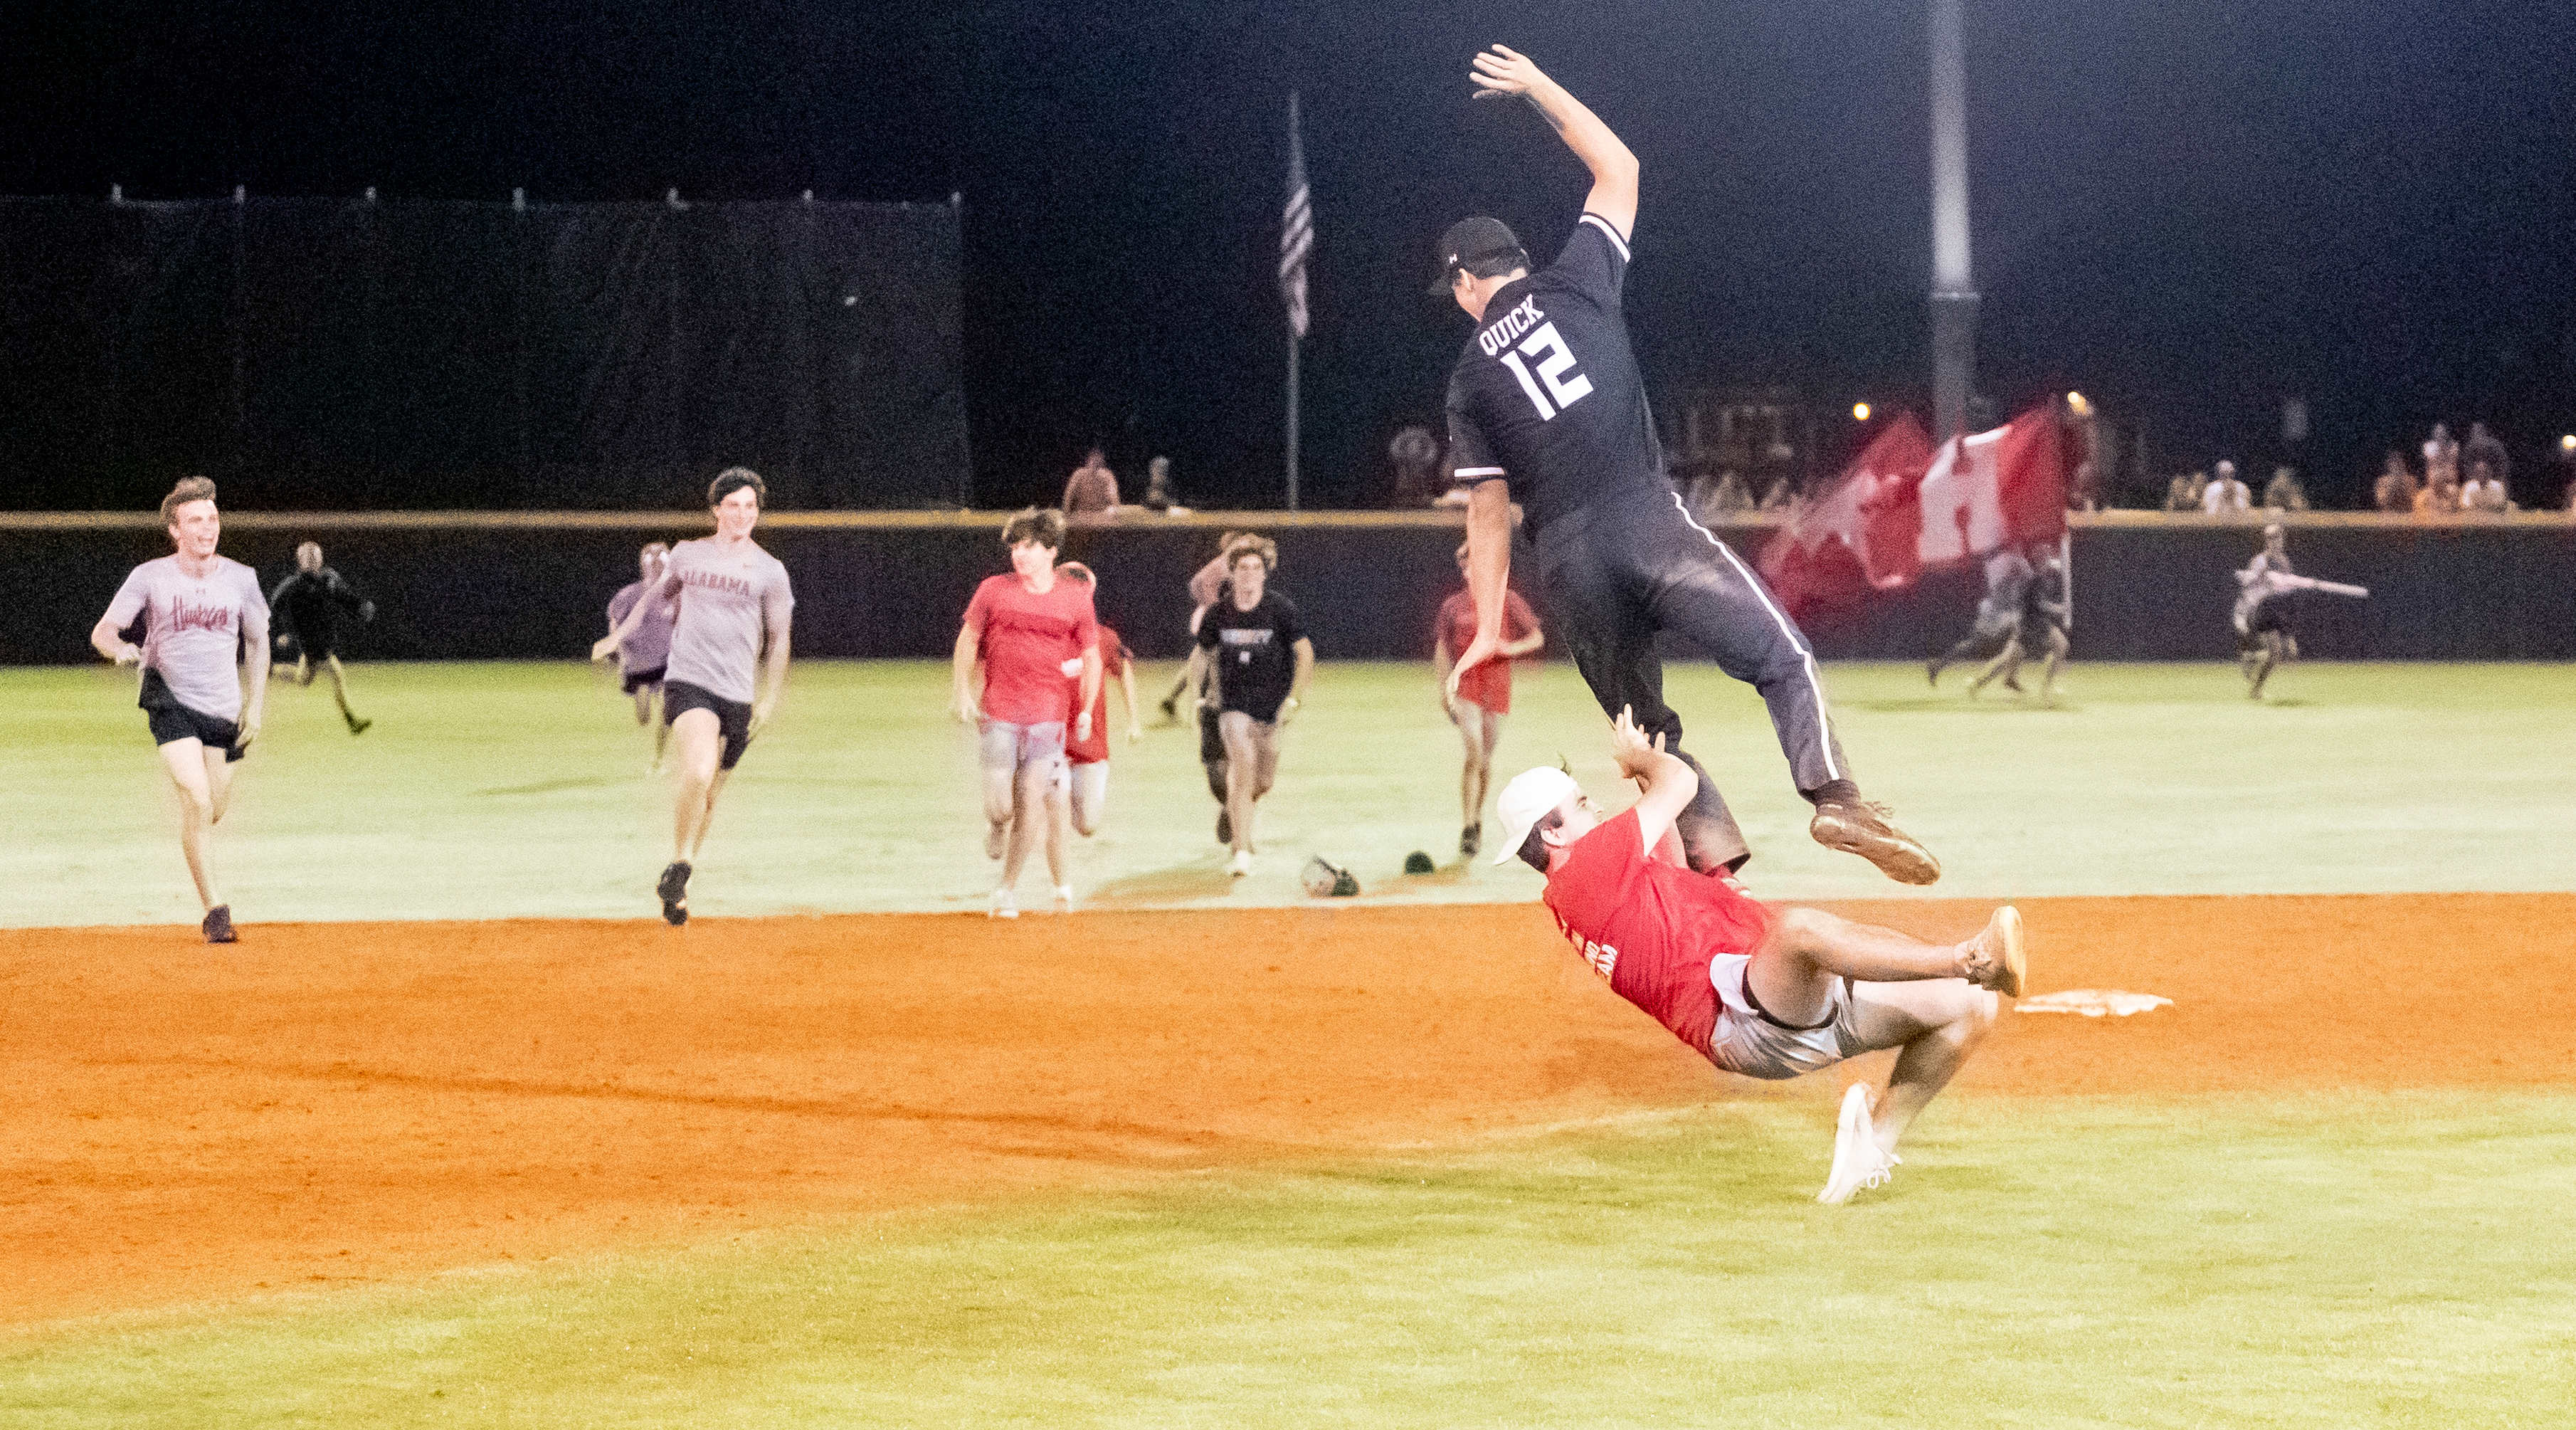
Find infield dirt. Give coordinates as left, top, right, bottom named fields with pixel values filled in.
left=4, top=893, right=2567, bottom=1326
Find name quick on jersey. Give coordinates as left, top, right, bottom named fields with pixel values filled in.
left=1475, top=297, right=1546, bottom=357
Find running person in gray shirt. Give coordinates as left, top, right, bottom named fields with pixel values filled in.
left=90, top=476, right=272, bottom=943
left=594, top=469, right=795, bottom=924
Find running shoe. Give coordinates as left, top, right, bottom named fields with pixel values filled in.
left=1960, top=904, right=2027, bottom=997
left=1460, top=824, right=1481, bottom=857
left=1052, top=885, right=1075, bottom=913
left=657, top=861, right=691, bottom=927
left=1816, top=1083, right=1901, bottom=1205
left=991, top=888, right=1018, bottom=919
left=1810, top=800, right=1941, bottom=886
left=347, top=717, right=373, bottom=736
left=201, top=905, right=237, bottom=945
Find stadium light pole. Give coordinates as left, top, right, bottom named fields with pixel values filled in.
left=1928, top=0, right=1978, bottom=443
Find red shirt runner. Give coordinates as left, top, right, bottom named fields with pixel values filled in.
left=1541, top=809, right=1773, bottom=1057
left=1437, top=587, right=1540, bottom=714
left=964, top=574, right=1099, bottom=726
left=1066, top=624, right=1129, bottom=765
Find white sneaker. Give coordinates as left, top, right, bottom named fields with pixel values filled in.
left=1052, top=885, right=1075, bottom=913
left=1816, top=1083, right=1900, bottom=1205
left=1228, top=849, right=1253, bottom=878
left=990, top=888, right=1018, bottom=919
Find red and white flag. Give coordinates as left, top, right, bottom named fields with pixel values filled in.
left=1759, top=404, right=2066, bottom=622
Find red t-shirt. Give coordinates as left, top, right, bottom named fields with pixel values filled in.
left=1437, top=588, right=1540, bottom=715
left=964, top=574, right=1099, bottom=725
left=1541, top=809, right=1773, bottom=1058
left=1066, top=625, right=1129, bottom=765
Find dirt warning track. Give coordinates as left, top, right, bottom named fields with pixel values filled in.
left=3, top=894, right=2568, bottom=1326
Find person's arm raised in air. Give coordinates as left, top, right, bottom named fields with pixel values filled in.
left=1469, top=45, right=1638, bottom=242
left=1608, top=705, right=1694, bottom=868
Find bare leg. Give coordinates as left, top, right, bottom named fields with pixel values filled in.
left=690, top=769, right=729, bottom=861
left=978, top=730, right=1017, bottom=857
left=1845, top=979, right=2002, bottom=1154
left=1452, top=701, right=1491, bottom=830
left=322, top=654, right=363, bottom=725
left=2039, top=626, right=2069, bottom=702
left=1746, top=905, right=1991, bottom=1027
left=157, top=740, right=222, bottom=912
left=2249, top=632, right=2284, bottom=699
left=668, top=709, right=723, bottom=862
left=1220, top=714, right=1260, bottom=856
left=1000, top=760, right=1050, bottom=890
left=633, top=685, right=653, bottom=725
left=1040, top=767, right=1071, bottom=889
left=648, top=688, right=668, bottom=769
left=295, top=655, right=317, bottom=688
left=1967, top=638, right=2022, bottom=697
left=1069, top=762, right=1108, bottom=837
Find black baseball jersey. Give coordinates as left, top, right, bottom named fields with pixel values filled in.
left=1195, top=589, right=1307, bottom=720
left=268, top=567, right=372, bottom=648
left=1445, top=213, right=1664, bottom=538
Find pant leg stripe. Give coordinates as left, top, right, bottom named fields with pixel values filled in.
left=1667, top=492, right=1842, bottom=784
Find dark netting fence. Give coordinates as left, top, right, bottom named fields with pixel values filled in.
left=0, top=196, right=968, bottom=510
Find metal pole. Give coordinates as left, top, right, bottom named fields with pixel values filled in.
left=1928, top=0, right=1978, bottom=443
left=1286, top=332, right=1300, bottom=512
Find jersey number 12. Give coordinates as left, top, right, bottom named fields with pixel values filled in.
left=1497, top=322, right=1593, bottom=421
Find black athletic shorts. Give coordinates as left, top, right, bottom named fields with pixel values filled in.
left=139, top=669, right=246, bottom=762
left=621, top=663, right=667, bottom=695
left=665, top=679, right=753, bottom=769
left=1198, top=705, right=1225, bottom=764
left=2239, top=599, right=2295, bottom=651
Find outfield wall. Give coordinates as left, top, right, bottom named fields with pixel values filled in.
left=9, top=510, right=2573, bottom=665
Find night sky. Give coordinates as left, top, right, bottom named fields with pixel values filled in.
left=7, top=1, right=2573, bottom=509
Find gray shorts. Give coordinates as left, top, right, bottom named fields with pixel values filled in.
left=1706, top=952, right=1867, bottom=1081
left=981, top=718, right=1067, bottom=774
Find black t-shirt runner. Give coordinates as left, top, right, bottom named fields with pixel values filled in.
left=1195, top=589, right=1306, bottom=720
left=1445, top=213, right=1663, bottom=540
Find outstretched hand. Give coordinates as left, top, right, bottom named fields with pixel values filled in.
left=1469, top=44, right=1551, bottom=100
left=1445, top=630, right=1502, bottom=699
left=1608, top=704, right=1664, bottom=783
left=588, top=635, right=619, bottom=663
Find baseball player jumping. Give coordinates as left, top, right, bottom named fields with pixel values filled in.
left=1438, top=44, right=1937, bottom=884
left=1495, top=708, right=2026, bottom=1204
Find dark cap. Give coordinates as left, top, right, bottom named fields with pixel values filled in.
left=1429, top=216, right=1529, bottom=295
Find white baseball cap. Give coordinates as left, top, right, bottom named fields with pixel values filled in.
left=1491, top=766, right=1582, bottom=866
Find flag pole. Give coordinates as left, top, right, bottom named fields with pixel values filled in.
left=1287, top=328, right=1301, bottom=512
left=1283, top=90, right=1304, bottom=512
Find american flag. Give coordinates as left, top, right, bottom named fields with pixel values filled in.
left=1280, top=92, right=1312, bottom=340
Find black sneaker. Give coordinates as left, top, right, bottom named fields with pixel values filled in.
left=202, top=905, right=237, bottom=944
left=656, top=861, right=692, bottom=926
left=1459, top=824, right=1481, bottom=857
left=1215, top=809, right=1232, bottom=845
left=1158, top=694, right=1180, bottom=722
left=347, top=717, right=373, bottom=735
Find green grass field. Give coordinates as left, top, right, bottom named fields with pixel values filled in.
left=5, top=658, right=2573, bottom=1426
left=6, top=658, right=2572, bottom=927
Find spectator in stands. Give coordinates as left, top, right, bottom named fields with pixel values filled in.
left=2414, top=463, right=2461, bottom=515
left=2163, top=472, right=2207, bottom=512
left=2201, top=461, right=2252, bottom=514
left=2261, top=466, right=2309, bottom=512
left=1140, top=456, right=1179, bottom=513
left=2372, top=453, right=2419, bottom=513
left=1061, top=447, right=1119, bottom=522
left=2422, top=424, right=2459, bottom=490
left=2462, top=422, right=2510, bottom=490
left=2460, top=460, right=2510, bottom=512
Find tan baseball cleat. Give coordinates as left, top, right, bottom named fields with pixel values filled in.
left=1810, top=799, right=1942, bottom=885
left=1960, top=905, right=2027, bottom=997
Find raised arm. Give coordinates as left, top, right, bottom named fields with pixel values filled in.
left=1608, top=705, right=1694, bottom=864
left=1469, top=45, right=1638, bottom=241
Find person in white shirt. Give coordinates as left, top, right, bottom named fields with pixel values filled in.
left=90, top=477, right=272, bottom=943
left=2459, top=461, right=2510, bottom=512
left=2200, top=460, right=2252, bottom=513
